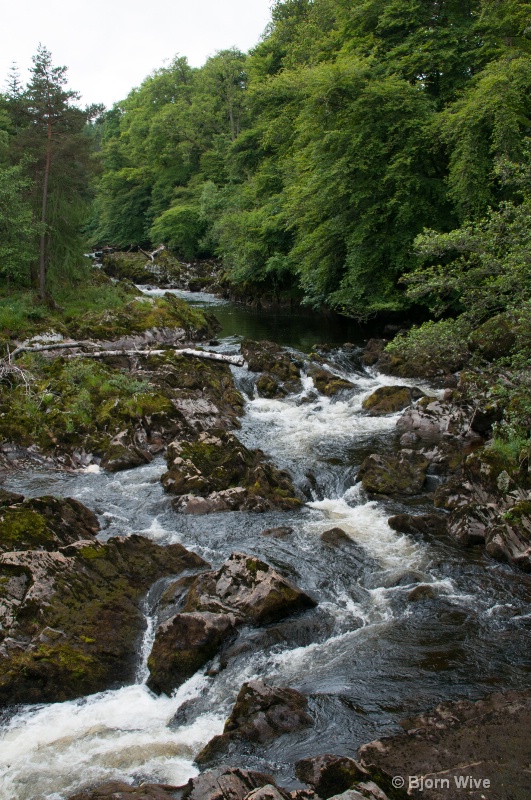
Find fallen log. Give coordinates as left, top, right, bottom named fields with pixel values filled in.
left=6, top=341, right=244, bottom=366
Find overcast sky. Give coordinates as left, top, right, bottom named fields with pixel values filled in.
left=1, top=0, right=274, bottom=108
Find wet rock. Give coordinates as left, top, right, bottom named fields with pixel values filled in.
left=67, top=781, right=180, bottom=799
left=180, top=767, right=276, bottom=800
left=196, top=680, right=313, bottom=763
left=357, top=451, right=429, bottom=496
left=361, top=339, right=387, bottom=367
left=246, top=787, right=291, bottom=800
left=261, top=526, right=294, bottom=538
left=328, top=788, right=389, bottom=800
left=307, top=368, right=354, bottom=397
left=241, top=339, right=302, bottom=396
left=362, top=386, right=423, bottom=416
left=183, top=552, right=318, bottom=625
left=0, top=489, right=24, bottom=506
left=320, top=528, right=352, bottom=546
left=0, top=495, right=207, bottom=705
left=408, top=585, right=437, bottom=602
left=162, top=430, right=301, bottom=513
left=0, top=495, right=99, bottom=553
left=358, top=689, right=531, bottom=800
left=100, top=443, right=153, bottom=472
left=295, top=754, right=369, bottom=799
left=387, top=513, right=447, bottom=538
left=147, top=611, right=237, bottom=695
left=396, top=399, right=467, bottom=442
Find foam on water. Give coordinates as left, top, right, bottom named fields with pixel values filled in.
left=0, top=675, right=220, bottom=800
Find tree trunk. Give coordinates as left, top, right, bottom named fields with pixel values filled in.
left=38, top=121, right=53, bottom=300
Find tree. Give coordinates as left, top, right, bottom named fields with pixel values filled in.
left=22, top=45, right=98, bottom=299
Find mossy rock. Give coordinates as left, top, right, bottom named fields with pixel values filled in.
left=0, top=528, right=208, bottom=705
left=162, top=430, right=301, bottom=511
left=241, top=339, right=302, bottom=392
left=0, top=496, right=99, bottom=553
left=308, top=368, right=354, bottom=397
left=357, top=451, right=429, bottom=496
left=362, top=385, right=423, bottom=415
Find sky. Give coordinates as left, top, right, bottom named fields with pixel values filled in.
left=1, top=0, right=274, bottom=108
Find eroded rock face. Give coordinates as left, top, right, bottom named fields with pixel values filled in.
left=67, top=781, right=181, bottom=799
left=362, top=385, right=423, bottom=416
left=357, top=452, right=429, bottom=496
left=146, top=612, right=237, bottom=695
left=358, top=690, right=531, bottom=800
left=180, top=767, right=277, bottom=800
left=0, top=494, right=207, bottom=705
left=295, top=755, right=369, bottom=800
left=183, top=553, right=317, bottom=625
left=147, top=554, right=317, bottom=696
left=196, top=680, right=313, bottom=763
left=162, top=431, right=301, bottom=513
left=434, top=448, right=531, bottom=569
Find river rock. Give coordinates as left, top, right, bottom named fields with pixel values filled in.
left=241, top=339, right=302, bottom=396
left=100, top=442, right=154, bottom=472
left=0, top=495, right=99, bottom=553
left=183, top=552, right=318, bottom=625
left=161, top=430, right=302, bottom=513
left=180, top=767, right=276, bottom=800
left=260, top=526, right=294, bottom=538
left=196, top=680, right=313, bottom=763
left=295, top=755, right=369, bottom=799
left=245, top=787, right=291, bottom=800
left=356, top=451, right=429, bottom=496
left=362, top=385, right=423, bottom=416
left=307, top=368, right=354, bottom=397
left=146, top=611, right=237, bottom=695
left=0, top=494, right=207, bottom=705
left=358, top=689, right=531, bottom=800
left=387, top=513, right=447, bottom=538
left=67, top=781, right=181, bottom=799
left=0, top=488, right=24, bottom=506
left=396, top=398, right=471, bottom=442
left=320, top=528, right=353, bottom=547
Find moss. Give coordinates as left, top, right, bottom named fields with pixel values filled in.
left=78, top=544, right=105, bottom=560
left=503, top=500, right=531, bottom=525
left=0, top=509, right=53, bottom=551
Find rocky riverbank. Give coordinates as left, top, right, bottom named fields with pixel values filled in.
left=1, top=296, right=530, bottom=799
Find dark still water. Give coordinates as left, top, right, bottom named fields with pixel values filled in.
left=138, top=286, right=372, bottom=350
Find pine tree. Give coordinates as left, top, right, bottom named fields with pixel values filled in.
left=22, top=44, right=98, bottom=299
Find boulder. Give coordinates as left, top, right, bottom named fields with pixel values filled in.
left=361, top=339, right=386, bottom=367
left=260, top=526, right=294, bottom=538
left=183, top=552, right=318, bottom=625
left=196, top=680, right=313, bottom=763
left=0, top=489, right=24, bottom=506
left=362, top=386, right=423, bottom=416
left=308, top=368, right=354, bottom=397
left=100, top=443, right=153, bottom=472
left=161, top=431, right=301, bottom=513
left=147, top=611, right=237, bottom=695
left=358, top=689, right=531, bottom=800
left=396, top=399, right=466, bottom=442
left=0, top=494, right=207, bottom=705
left=387, top=514, right=447, bottom=538
left=320, top=528, right=353, bottom=547
left=295, top=755, right=368, bottom=799
left=180, top=767, right=276, bottom=800
left=67, top=782, right=180, bottom=799
left=245, top=787, right=290, bottom=800
left=356, top=451, right=429, bottom=496
left=241, top=339, right=302, bottom=394
left=0, top=495, right=99, bottom=553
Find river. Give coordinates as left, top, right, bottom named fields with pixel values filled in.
left=0, top=291, right=530, bottom=799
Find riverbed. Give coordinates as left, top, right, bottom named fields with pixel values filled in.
left=1, top=292, right=530, bottom=800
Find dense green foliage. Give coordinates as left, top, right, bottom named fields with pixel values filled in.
left=91, top=0, right=531, bottom=318
left=0, top=46, right=101, bottom=298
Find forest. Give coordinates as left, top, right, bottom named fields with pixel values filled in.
left=0, top=0, right=530, bottom=326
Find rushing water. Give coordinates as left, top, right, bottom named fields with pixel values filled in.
left=1, top=291, right=530, bottom=799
